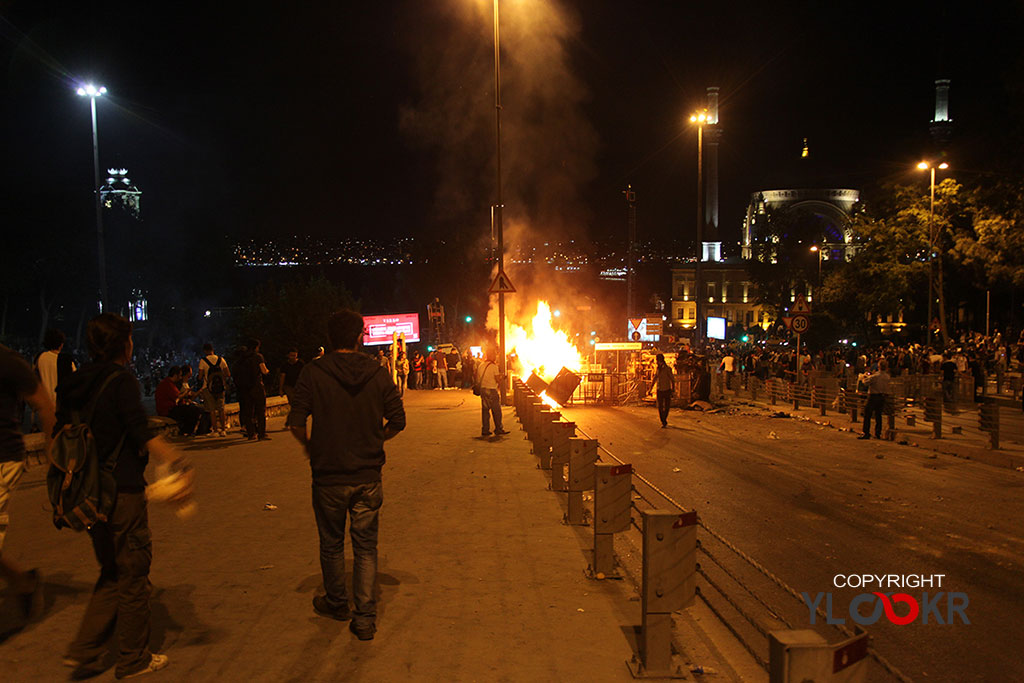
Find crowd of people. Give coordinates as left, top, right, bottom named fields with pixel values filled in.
left=1, top=311, right=514, bottom=678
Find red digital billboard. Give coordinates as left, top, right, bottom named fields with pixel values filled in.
left=363, top=313, right=421, bottom=346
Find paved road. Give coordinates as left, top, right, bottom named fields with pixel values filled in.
left=0, top=390, right=642, bottom=682
left=560, top=402, right=1024, bottom=682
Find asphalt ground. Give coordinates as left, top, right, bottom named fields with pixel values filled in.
left=560, top=400, right=1024, bottom=682
left=0, top=389, right=647, bottom=682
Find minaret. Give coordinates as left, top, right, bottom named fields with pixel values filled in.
left=929, top=79, right=953, bottom=148
left=702, top=86, right=722, bottom=262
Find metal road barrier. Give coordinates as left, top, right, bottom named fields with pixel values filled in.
left=728, top=371, right=1023, bottom=454
left=512, top=377, right=914, bottom=682
left=512, top=378, right=697, bottom=678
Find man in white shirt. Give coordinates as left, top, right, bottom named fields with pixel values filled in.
left=36, top=328, right=75, bottom=407
left=475, top=349, right=507, bottom=437
left=719, top=352, right=735, bottom=391
left=196, top=343, right=231, bottom=437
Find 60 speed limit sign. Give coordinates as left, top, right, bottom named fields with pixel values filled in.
left=791, top=314, right=810, bottom=333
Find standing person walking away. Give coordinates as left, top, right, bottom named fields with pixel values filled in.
left=858, top=359, right=891, bottom=440
left=197, top=343, right=230, bottom=437
left=1, top=344, right=54, bottom=621
left=718, top=350, right=735, bottom=392
left=395, top=350, right=409, bottom=397
left=655, top=354, right=674, bottom=428
left=279, top=348, right=305, bottom=405
left=57, top=313, right=194, bottom=679
left=475, top=349, right=507, bottom=437
left=287, top=310, right=405, bottom=641
left=238, top=339, right=270, bottom=441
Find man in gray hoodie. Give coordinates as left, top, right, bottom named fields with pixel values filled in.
left=286, top=309, right=405, bottom=640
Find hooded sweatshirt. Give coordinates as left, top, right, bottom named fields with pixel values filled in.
left=55, top=361, right=153, bottom=492
left=286, top=350, right=405, bottom=485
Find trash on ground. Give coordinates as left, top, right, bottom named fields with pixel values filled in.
left=875, top=454, right=885, bottom=459
left=767, top=431, right=779, bottom=439
left=770, top=411, right=790, bottom=419
left=259, top=565, right=273, bottom=570
left=689, top=400, right=713, bottom=412
left=691, top=665, right=718, bottom=675
left=672, top=467, right=681, bottom=473
left=264, top=503, right=278, bottom=511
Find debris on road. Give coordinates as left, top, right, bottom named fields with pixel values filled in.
left=672, top=467, right=681, bottom=473
left=768, top=431, right=779, bottom=439
left=689, top=400, right=713, bottom=411
left=263, top=503, right=278, bottom=511
left=770, top=411, right=791, bottom=419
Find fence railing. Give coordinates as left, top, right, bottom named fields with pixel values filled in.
left=721, top=372, right=1023, bottom=454
left=512, top=378, right=887, bottom=681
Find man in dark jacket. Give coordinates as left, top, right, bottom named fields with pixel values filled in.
left=286, top=309, right=405, bottom=640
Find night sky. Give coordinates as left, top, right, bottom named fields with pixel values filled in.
left=3, top=1, right=1022, bottom=254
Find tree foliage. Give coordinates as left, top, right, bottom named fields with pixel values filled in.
left=234, top=274, right=359, bottom=366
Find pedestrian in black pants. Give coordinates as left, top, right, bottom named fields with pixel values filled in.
left=235, top=339, right=271, bottom=440
left=57, top=313, right=195, bottom=679
left=655, top=354, right=674, bottom=428
left=859, top=359, right=891, bottom=440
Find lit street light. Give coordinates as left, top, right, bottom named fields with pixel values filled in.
left=810, top=245, right=822, bottom=283
left=77, top=83, right=109, bottom=312
left=689, top=110, right=709, bottom=349
left=917, top=160, right=950, bottom=347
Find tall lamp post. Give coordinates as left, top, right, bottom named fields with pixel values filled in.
left=689, top=110, right=709, bottom=349
left=810, top=245, right=822, bottom=283
left=77, top=83, right=108, bottom=312
left=917, top=161, right=949, bottom=347
left=490, top=0, right=508, bottom=401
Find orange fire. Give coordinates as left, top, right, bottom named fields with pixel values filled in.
left=507, top=302, right=585, bottom=408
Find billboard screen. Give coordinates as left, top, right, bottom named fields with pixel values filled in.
left=363, top=313, right=421, bottom=346
left=707, top=316, right=726, bottom=341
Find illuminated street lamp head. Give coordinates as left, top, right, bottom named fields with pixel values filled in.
left=809, top=245, right=819, bottom=252
left=689, top=110, right=709, bottom=124
left=917, top=161, right=950, bottom=171
left=938, top=162, right=949, bottom=169
left=917, top=161, right=929, bottom=170
left=76, top=84, right=107, bottom=97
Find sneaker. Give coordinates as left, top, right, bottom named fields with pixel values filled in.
left=64, top=653, right=109, bottom=679
left=258, top=434, right=272, bottom=441
left=18, top=569, right=44, bottom=621
left=313, top=595, right=351, bottom=621
left=857, top=434, right=870, bottom=440
left=481, top=431, right=492, bottom=437
left=247, top=434, right=257, bottom=441
left=349, top=620, right=375, bottom=641
left=493, top=429, right=509, bottom=435
left=119, top=653, right=169, bottom=679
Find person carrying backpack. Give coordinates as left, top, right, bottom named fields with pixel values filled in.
left=54, top=313, right=194, bottom=679
left=197, top=343, right=230, bottom=437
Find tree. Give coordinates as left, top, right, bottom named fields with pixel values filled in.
left=746, top=207, right=828, bottom=316
left=234, top=274, right=359, bottom=367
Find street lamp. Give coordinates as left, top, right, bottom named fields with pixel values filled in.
left=689, top=110, right=709, bottom=349
left=917, top=160, right=950, bottom=347
left=810, top=245, right=822, bottom=284
left=490, top=0, right=508, bottom=402
left=77, top=83, right=109, bottom=312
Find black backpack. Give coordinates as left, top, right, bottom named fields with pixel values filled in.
left=204, top=356, right=226, bottom=397
left=47, top=372, right=127, bottom=531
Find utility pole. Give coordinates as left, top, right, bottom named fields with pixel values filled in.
left=624, top=185, right=637, bottom=320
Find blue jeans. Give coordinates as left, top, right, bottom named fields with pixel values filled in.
left=311, top=481, right=383, bottom=626
left=480, top=388, right=503, bottom=434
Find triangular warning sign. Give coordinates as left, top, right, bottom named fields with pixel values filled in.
left=629, top=318, right=644, bottom=331
left=489, top=270, right=516, bottom=294
left=781, top=316, right=793, bottom=330
left=792, top=294, right=811, bottom=315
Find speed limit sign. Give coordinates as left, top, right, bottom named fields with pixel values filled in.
left=791, top=314, right=810, bottom=334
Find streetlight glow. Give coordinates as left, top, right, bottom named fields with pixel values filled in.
left=938, top=162, right=949, bottom=169
left=917, top=161, right=929, bottom=170
left=77, top=84, right=107, bottom=98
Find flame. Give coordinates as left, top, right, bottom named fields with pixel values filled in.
left=538, top=391, right=561, bottom=410
left=507, top=301, right=585, bottom=383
